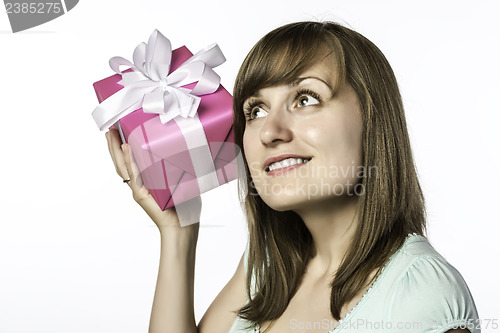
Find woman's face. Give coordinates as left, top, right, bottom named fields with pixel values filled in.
left=242, top=58, right=364, bottom=212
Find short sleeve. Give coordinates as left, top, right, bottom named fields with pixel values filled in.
left=386, top=256, right=481, bottom=333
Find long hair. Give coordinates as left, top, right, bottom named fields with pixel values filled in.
left=232, top=21, right=426, bottom=329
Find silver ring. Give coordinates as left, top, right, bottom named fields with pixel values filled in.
left=123, top=178, right=131, bottom=183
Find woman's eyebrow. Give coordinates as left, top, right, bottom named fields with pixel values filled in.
left=290, top=76, right=333, bottom=92
left=245, top=76, right=333, bottom=104
left=248, top=91, right=261, bottom=99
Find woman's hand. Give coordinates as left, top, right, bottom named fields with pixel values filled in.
left=105, top=129, right=201, bottom=231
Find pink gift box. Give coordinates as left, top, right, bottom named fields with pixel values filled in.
left=93, top=46, right=238, bottom=210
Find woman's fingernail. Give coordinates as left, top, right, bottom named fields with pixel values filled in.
left=121, top=144, right=126, bottom=152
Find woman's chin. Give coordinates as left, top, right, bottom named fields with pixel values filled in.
left=260, top=195, right=311, bottom=212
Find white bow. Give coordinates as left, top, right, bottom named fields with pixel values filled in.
left=92, top=29, right=226, bottom=130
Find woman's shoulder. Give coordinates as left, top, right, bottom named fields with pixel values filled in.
left=379, top=233, right=481, bottom=332
left=392, top=233, right=473, bottom=290
left=384, top=233, right=469, bottom=282
left=394, top=232, right=444, bottom=259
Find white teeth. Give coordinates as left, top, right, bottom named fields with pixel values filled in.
left=267, top=158, right=310, bottom=171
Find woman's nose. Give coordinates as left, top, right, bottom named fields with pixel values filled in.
left=259, top=105, right=293, bottom=146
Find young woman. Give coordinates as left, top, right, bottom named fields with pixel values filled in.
left=106, top=21, right=480, bottom=333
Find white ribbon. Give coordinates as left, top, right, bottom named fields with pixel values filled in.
left=92, top=29, right=226, bottom=131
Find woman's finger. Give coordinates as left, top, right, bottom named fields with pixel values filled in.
left=108, top=129, right=130, bottom=180
left=127, top=145, right=144, bottom=188
left=122, top=143, right=143, bottom=190
left=105, top=131, right=117, bottom=169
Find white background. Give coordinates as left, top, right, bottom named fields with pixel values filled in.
left=0, top=0, right=499, bottom=332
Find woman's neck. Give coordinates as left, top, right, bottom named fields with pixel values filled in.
left=294, top=195, right=360, bottom=279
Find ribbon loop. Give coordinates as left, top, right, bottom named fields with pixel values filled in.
left=167, top=61, right=207, bottom=87
left=145, top=30, right=172, bottom=80
left=109, top=56, right=134, bottom=74
left=133, top=42, right=147, bottom=73
left=186, top=43, right=226, bottom=68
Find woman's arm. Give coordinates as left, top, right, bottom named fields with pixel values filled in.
left=150, top=227, right=247, bottom=333
left=149, top=224, right=199, bottom=333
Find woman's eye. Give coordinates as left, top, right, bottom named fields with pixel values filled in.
left=297, top=95, right=320, bottom=107
left=247, top=105, right=268, bottom=120
left=250, top=106, right=267, bottom=119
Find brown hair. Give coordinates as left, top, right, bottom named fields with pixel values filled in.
left=232, top=21, right=426, bottom=329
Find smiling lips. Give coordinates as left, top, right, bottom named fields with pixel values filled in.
left=264, top=154, right=312, bottom=173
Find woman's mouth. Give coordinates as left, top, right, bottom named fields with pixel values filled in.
left=265, top=157, right=311, bottom=175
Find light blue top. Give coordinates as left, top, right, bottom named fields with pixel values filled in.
left=228, top=233, right=480, bottom=333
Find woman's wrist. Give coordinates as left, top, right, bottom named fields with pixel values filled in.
left=159, top=223, right=199, bottom=253
left=159, top=222, right=199, bottom=235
